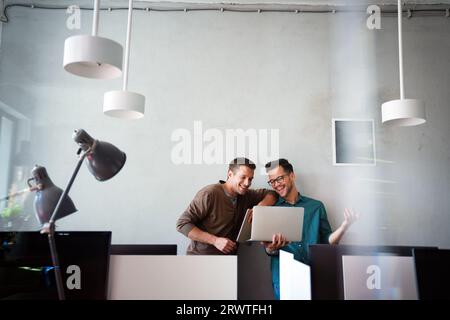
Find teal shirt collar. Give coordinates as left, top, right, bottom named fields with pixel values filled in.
left=276, top=192, right=303, bottom=206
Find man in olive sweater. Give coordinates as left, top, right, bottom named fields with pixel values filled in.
left=176, top=157, right=277, bottom=255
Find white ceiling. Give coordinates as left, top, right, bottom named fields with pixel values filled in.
left=2, top=0, right=450, bottom=16
left=152, top=0, right=450, bottom=4
left=5, top=0, right=450, bottom=6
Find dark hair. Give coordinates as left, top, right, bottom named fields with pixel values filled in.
left=265, top=158, right=294, bottom=174
left=228, top=157, right=256, bottom=173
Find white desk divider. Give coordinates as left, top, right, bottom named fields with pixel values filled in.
left=280, top=250, right=311, bottom=300
left=108, top=255, right=237, bottom=300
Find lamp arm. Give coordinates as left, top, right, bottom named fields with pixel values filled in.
left=0, top=188, right=33, bottom=202
left=45, top=150, right=89, bottom=300
left=48, top=150, right=88, bottom=224
left=46, top=229, right=65, bottom=300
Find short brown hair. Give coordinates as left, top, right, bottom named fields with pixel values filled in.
left=228, top=157, right=256, bottom=173
left=265, top=158, right=294, bottom=174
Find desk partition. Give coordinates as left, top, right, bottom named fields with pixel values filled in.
left=108, top=255, right=237, bottom=300
left=413, top=248, right=450, bottom=299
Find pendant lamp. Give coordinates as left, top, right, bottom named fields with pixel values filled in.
left=63, top=0, right=123, bottom=79
left=381, top=0, right=426, bottom=126
left=103, top=0, right=145, bottom=119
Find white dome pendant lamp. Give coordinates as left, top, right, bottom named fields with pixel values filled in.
left=63, top=0, right=123, bottom=79
left=103, top=0, right=145, bottom=119
left=381, top=0, right=426, bottom=126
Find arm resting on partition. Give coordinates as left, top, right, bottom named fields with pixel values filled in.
left=187, top=226, right=236, bottom=254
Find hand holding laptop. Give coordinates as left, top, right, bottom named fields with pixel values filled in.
left=247, top=208, right=253, bottom=223
left=262, top=233, right=289, bottom=252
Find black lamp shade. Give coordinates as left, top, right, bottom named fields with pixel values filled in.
left=30, top=166, right=77, bottom=225
left=73, top=129, right=126, bottom=181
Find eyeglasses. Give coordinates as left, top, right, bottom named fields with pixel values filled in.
left=267, top=174, right=287, bottom=186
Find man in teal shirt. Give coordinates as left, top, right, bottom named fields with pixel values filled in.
left=263, top=159, right=358, bottom=300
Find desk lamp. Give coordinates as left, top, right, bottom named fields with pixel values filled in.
left=30, top=129, right=126, bottom=299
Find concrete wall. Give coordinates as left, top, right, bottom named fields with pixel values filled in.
left=0, top=3, right=449, bottom=299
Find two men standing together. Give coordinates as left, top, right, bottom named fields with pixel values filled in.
left=176, top=157, right=358, bottom=299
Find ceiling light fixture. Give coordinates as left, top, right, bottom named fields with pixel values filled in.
left=381, top=0, right=426, bottom=126
left=103, top=0, right=145, bottom=119
left=63, top=0, right=123, bottom=79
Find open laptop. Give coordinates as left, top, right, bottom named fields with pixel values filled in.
left=236, top=206, right=304, bottom=242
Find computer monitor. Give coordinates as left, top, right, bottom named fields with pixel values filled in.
left=342, top=255, right=418, bottom=300
left=413, top=248, right=450, bottom=300
left=0, top=231, right=111, bottom=300
left=309, top=244, right=437, bottom=300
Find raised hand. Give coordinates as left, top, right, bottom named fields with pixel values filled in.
left=342, top=208, right=359, bottom=229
